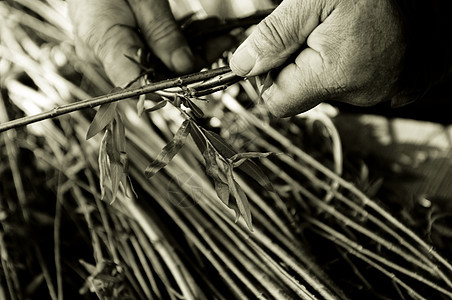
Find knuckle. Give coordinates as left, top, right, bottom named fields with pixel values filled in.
left=317, top=47, right=355, bottom=96
left=94, top=25, right=123, bottom=64
left=252, top=16, right=292, bottom=54
left=84, top=27, right=101, bottom=53
left=142, top=15, right=179, bottom=46
left=74, top=37, right=98, bottom=63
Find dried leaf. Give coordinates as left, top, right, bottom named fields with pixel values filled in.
left=204, top=130, right=274, bottom=192
left=203, top=130, right=236, bottom=158
left=227, top=168, right=253, bottom=231
left=119, top=153, right=130, bottom=198
left=191, top=122, right=274, bottom=191
left=214, top=180, right=230, bottom=204
left=113, top=114, right=126, bottom=153
left=98, top=129, right=111, bottom=200
left=230, top=152, right=273, bottom=161
left=202, top=139, right=251, bottom=228
left=230, top=152, right=273, bottom=167
left=86, top=102, right=118, bottom=140
left=144, top=100, right=167, bottom=113
left=119, top=152, right=129, bottom=174
left=109, top=162, right=123, bottom=204
left=145, top=119, right=191, bottom=179
left=190, top=121, right=261, bottom=230
left=192, top=121, right=232, bottom=204
left=186, top=98, right=204, bottom=118
left=203, top=144, right=230, bottom=205
left=105, top=116, right=128, bottom=203
left=203, top=144, right=227, bottom=182
left=189, top=120, right=207, bottom=154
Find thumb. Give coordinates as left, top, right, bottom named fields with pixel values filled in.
left=230, top=0, right=323, bottom=76
left=127, top=0, right=194, bottom=74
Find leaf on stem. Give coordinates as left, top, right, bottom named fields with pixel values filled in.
left=229, top=152, right=273, bottom=167
left=95, top=114, right=130, bottom=204
left=227, top=168, right=253, bottom=231
left=98, top=129, right=111, bottom=200
left=113, top=114, right=131, bottom=196
left=203, top=130, right=274, bottom=192
left=145, top=119, right=191, bottom=179
left=144, top=100, right=167, bottom=113
left=214, top=181, right=230, bottom=205
left=185, top=98, right=204, bottom=118
left=113, top=113, right=126, bottom=153
left=188, top=120, right=207, bottom=154
left=106, top=116, right=128, bottom=203
left=191, top=120, right=253, bottom=230
left=202, top=143, right=230, bottom=205
left=86, top=101, right=118, bottom=140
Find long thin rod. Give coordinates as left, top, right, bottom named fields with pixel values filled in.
left=0, top=67, right=233, bottom=133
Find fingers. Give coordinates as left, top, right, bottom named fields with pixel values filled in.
left=68, top=0, right=144, bottom=87
left=98, top=26, right=144, bottom=87
left=68, top=0, right=195, bottom=87
left=230, top=0, right=329, bottom=76
left=127, top=0, right=194, bottom=74
left=261, top=19, right=364, bottom=117
left=235, top=0, right=405, bottom=118
left=263, top=48, right=328, bottom=117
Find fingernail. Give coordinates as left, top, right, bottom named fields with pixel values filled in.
left=230, top=44, right=256, bottom=76
left=171, top=46, right=194, bottom=74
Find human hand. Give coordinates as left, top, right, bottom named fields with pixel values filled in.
left=68, top=0, right=194, bottom=87
left=230, top=0, right=406, bottom=117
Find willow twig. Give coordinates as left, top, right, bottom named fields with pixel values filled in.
left=0, top=67, right=237, bottom=133
left=309, top=217, right=452, bottom=298
left=123, top=182, right=198, bottom=300
left=222, top=92, right=452, bottom=276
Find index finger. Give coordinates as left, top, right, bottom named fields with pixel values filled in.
left=127, top=0, right=194, bottom=74
left=263, top=48, right=329, bottom=117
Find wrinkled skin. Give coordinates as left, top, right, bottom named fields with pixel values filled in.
left=230, top=0, right=406, bottom=117
left=68, top=0, right=198, bottom=87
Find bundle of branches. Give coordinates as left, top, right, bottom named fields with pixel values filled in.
left=1, top=1, right=451, bottom=299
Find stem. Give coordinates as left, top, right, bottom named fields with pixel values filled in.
left=0, top=67, right=234, bottom=133
left=222, top=92, right=452, bottom=275
left=85, top=170, right=121, bottom=264
left=309, top=218, right=452, bottom=298
left=0, top=232, right=19, bottom=300
left=35, top=245, right=58, bottom=300
left=122, top=182, right=197, bottom=300
left=54, top=173, right=64, bottom=300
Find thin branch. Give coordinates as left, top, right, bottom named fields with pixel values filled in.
left=0, top=67, right=237, bottom=133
